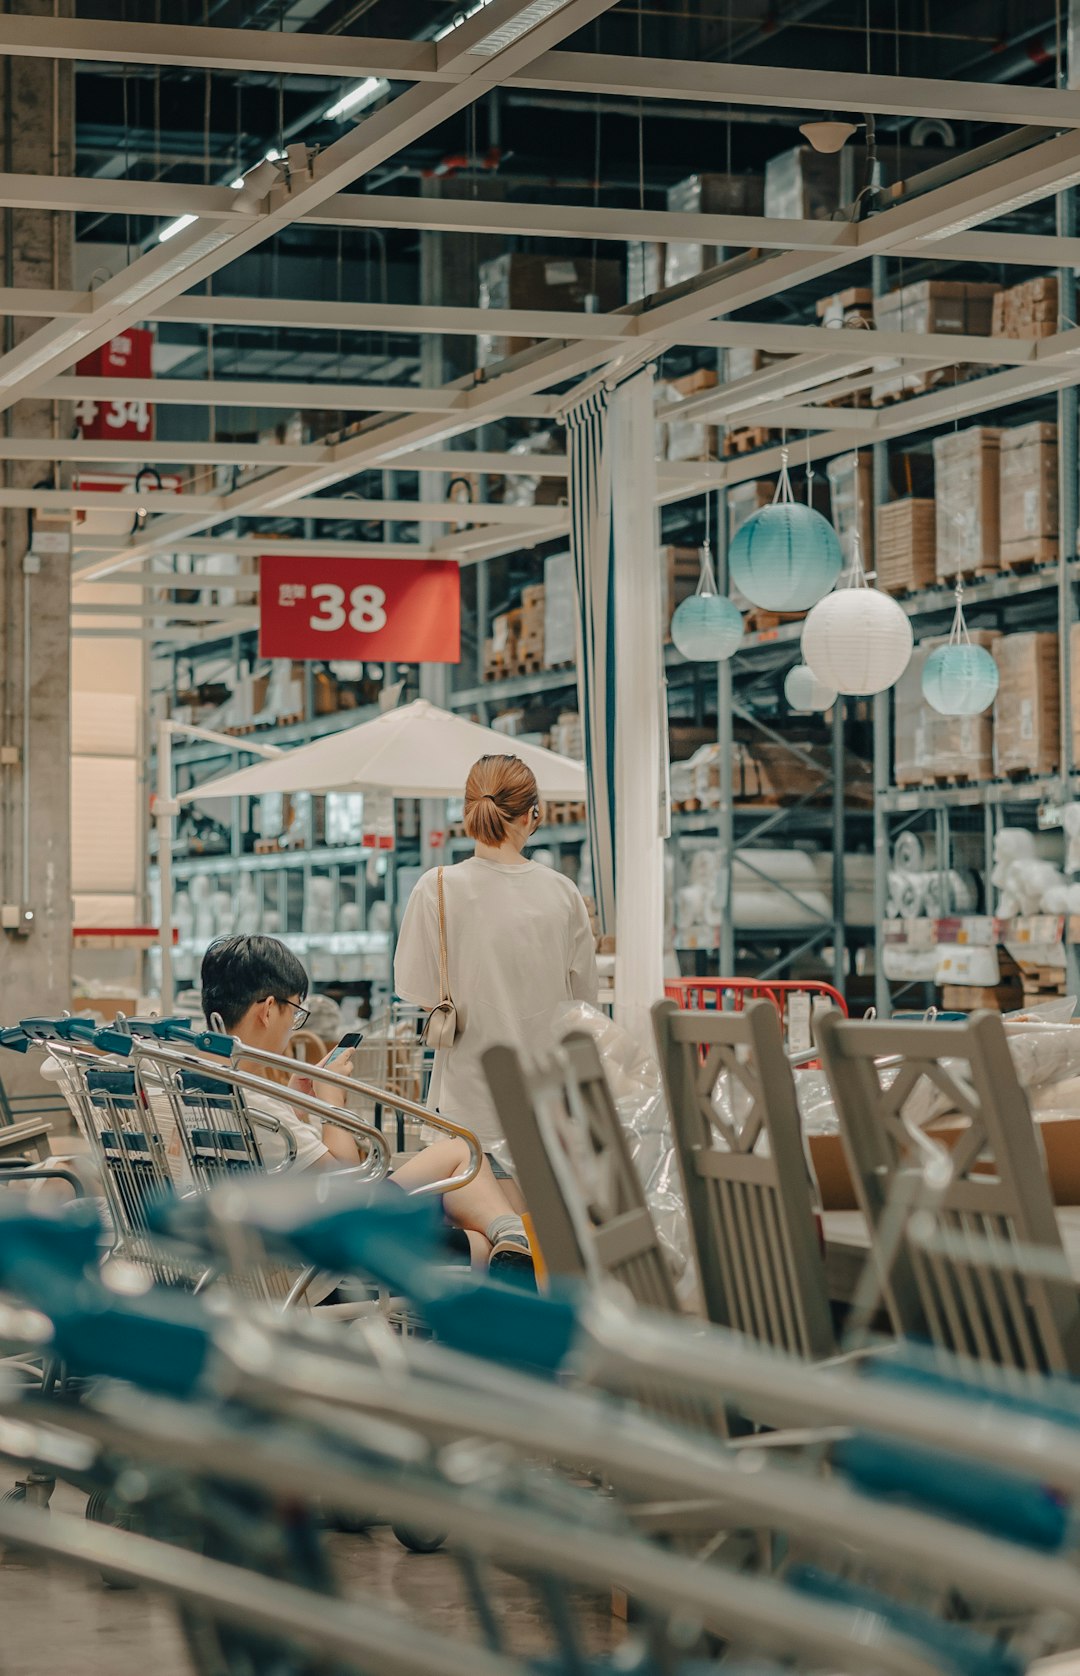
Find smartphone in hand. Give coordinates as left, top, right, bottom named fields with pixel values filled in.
left=324, top=1029, right=363, bottom=1066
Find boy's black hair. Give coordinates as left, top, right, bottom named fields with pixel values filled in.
left=201, top=934, right=309, bottom=1031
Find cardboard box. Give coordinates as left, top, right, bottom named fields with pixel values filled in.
left=728, top=480, right=772, bottom=545
left=993, top=631, right=1060, bottom=777
left=765, top=143, right=945, bottom=222
left=816, top=287, right=874, bottom=329
left=626, top=240, right=665, bottom=303
left=477, top=255, right=621, bottom=366
left=826, top=452, right=874, bottom=568
left=992, top=274, right=1059, bottom=339
left=933, top=426, right=1002, bottom=577
left=663, top=172, right=764, bottom=287
left=893, top=642, right=933, bottom=786
left=876, top=499, right=936, bottom=594
left=872, top=281, right=998, bottom=402
left=662, top=546, right=704, bottom=638
left=543, top=551, right=576, bottom=666
left=1000, top=420, right=1058, bottom=566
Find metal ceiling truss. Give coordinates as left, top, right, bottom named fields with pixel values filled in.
left=2, top=14, right=1080, bottom=129
left=11, top=14, right=1080, bottom=584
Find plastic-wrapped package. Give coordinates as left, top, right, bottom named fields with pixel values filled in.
left=533, top=1000, right=698, bottom=1304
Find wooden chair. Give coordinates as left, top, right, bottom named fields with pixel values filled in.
left=815, top=1007, right=1080, bottom=1378
left=0, top=1073, right=60, bottom=1165
left=652, top=997, right=836, bottom=1360
left=483, top=1032, right=679, bottom=1312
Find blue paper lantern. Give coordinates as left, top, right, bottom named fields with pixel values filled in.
left=922, top=642, right=999, bottom=716
left=671, top=592, right=744, bottom=662
left=729, top=500, right=844, bottom=613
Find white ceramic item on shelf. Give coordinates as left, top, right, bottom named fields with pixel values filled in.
left=338, top=902, right=362, bottom=932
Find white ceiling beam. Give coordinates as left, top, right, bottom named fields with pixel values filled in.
left=71, top=601, right=258, bottom=622
left=748, top=405, right=876, bottom=433
left=72, top=622, right=258, bottom=642
left=0, top=485, right=564, bottom=526
left=515, top=53, right=1080, bottom=127
left=74, top=571, right=262, bottom=590
left=0, top=0, right=618, bottom=420
left=0, top=14, right=444, bottom=79
left=0, top=435, right=567, bottom=476
left=2, top=14, right=1076, bottom=131
left=72, top=535, right=436, bottom=562
left=46, top=375, right=556, bottom=419
left=84, top=126, right=1080, bottom=578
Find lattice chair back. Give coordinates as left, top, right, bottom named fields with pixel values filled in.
left=484, top=1033, right=679, bottom=1313
left=816, top=1008, right=1080, bottom=1379
left=652, top=997, right=835, bottom=1359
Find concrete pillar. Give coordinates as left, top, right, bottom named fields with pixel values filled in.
left=0, top=22, right=73, bottom=1083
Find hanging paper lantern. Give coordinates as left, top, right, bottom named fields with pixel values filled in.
left=801, top=542, right=913, bottom=695
left=670, top=540, right=743, bottom=661
left=921, top=589, right=1000, bottom=716
left=784, top=663, right=837, bottom=713
left=729, top=450, right=843, bottom=612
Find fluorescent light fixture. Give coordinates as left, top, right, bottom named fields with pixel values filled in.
left=434, top=0, right=488, bottom=40
left=325, top=77, right=389, bottom=121
left=466, top=0, right=571, bottom=55
left=158, top=213, right=198, bottom=243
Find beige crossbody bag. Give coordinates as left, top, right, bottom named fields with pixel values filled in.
left=420, top=867, right=458, bottom=1052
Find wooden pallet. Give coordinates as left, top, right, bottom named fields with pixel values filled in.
left=723, top=425, right=778, bottom=457
left=745, top=607, right=805, bottom=633
left=277, top=711, right=304, bottom=728
left=545, top=800, right=587, bottom=825
left=999, top=539, right=1058, bottom=572
left=935, top=563, right=998, bottom=585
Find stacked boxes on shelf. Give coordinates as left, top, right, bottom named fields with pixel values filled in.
left=816, top=287, right=874, bottom=330
left=826, top=452, right=874, bottom=567
left=933, top=426, right=1001, bottom=579
left=993, top=632, right=1060, bottom=778
left=626, top=240, right=665, bottom=303
left=543, top=551, right=576, bottom=668
left=663, top=172, right=765, bottom=287
left=662, top=546, right=705, bottom=642
left=871, top=281, right=997, bottom=403
left=519, top=585, right=546, bottom=670
left=893, top=634, right=999, bottom=787
left=662, top=367, right=720, bottom=462
left=999, top=421, right=1058, bottom=569
left=992, top=274, right=1059, bottom=339
left=876, top=500, right=936, bottom=594
left=477, top=255, right=621, bottom=367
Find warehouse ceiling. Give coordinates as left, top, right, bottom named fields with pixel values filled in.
left=2, top=0, right=1079, bottom=627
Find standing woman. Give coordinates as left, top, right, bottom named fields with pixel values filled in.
left=395, top=754, right=600, bottom=1174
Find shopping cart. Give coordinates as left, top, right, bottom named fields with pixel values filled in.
left=350, top=1002, right=434, bottom=1152
left=664, top=977, right=848, bottom=1063
left=0, top=1194, right=1059, bottom=1676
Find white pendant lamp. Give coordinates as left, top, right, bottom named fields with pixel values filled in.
left=801, top=533, right=913, bottom=696
left=921, top=581, right=999, bottom=716
left=785, top=663, right=837, bottom=713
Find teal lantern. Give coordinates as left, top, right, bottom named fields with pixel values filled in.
left=921, top=586, right=999, bottom=715
left=670, top=541, right=743, bottom=662
left=729, top=449, right=843, bottom=612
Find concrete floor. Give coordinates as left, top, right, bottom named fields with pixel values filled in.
left=0, top=1481, right=618, bottom=1675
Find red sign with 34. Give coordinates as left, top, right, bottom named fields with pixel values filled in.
left=74, top=328, right=154, bottom=442
left=259, top=554, right=461, bottom=663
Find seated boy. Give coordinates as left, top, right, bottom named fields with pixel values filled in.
left=200, top=935, right=533, bottom=1278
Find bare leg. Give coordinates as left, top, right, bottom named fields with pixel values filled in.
left=392, top=1138, right=518, bottom=1237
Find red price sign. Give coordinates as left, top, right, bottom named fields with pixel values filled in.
left=259, top=555, right=461, bottom=663
left=75, top=328, right=155, bottom=442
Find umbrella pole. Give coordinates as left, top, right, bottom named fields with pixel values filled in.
left=155, top=719, right=177, bottom=1013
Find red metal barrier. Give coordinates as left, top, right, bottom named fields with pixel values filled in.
left=663, top=977, right=848, bottom=1057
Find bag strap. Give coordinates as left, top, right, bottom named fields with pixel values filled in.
left=436, top=867, right=451, bottom=1006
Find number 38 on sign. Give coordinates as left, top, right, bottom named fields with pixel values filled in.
left=259, top=555, right=461, bottom=663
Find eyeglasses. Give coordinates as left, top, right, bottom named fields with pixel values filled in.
left=276, top=998, right=311, bottom=1032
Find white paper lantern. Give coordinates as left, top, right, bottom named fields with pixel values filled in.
left=784, top=663, right=837, bottom=713
left=801, top=578, right=913, bottom=696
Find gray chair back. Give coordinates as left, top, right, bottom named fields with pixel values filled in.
left=816, top=1008, right=1080, bottom=1378
left=483, top=1033, right=679, bottom=1313
left=652, top=997, right=835, bottom=1359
